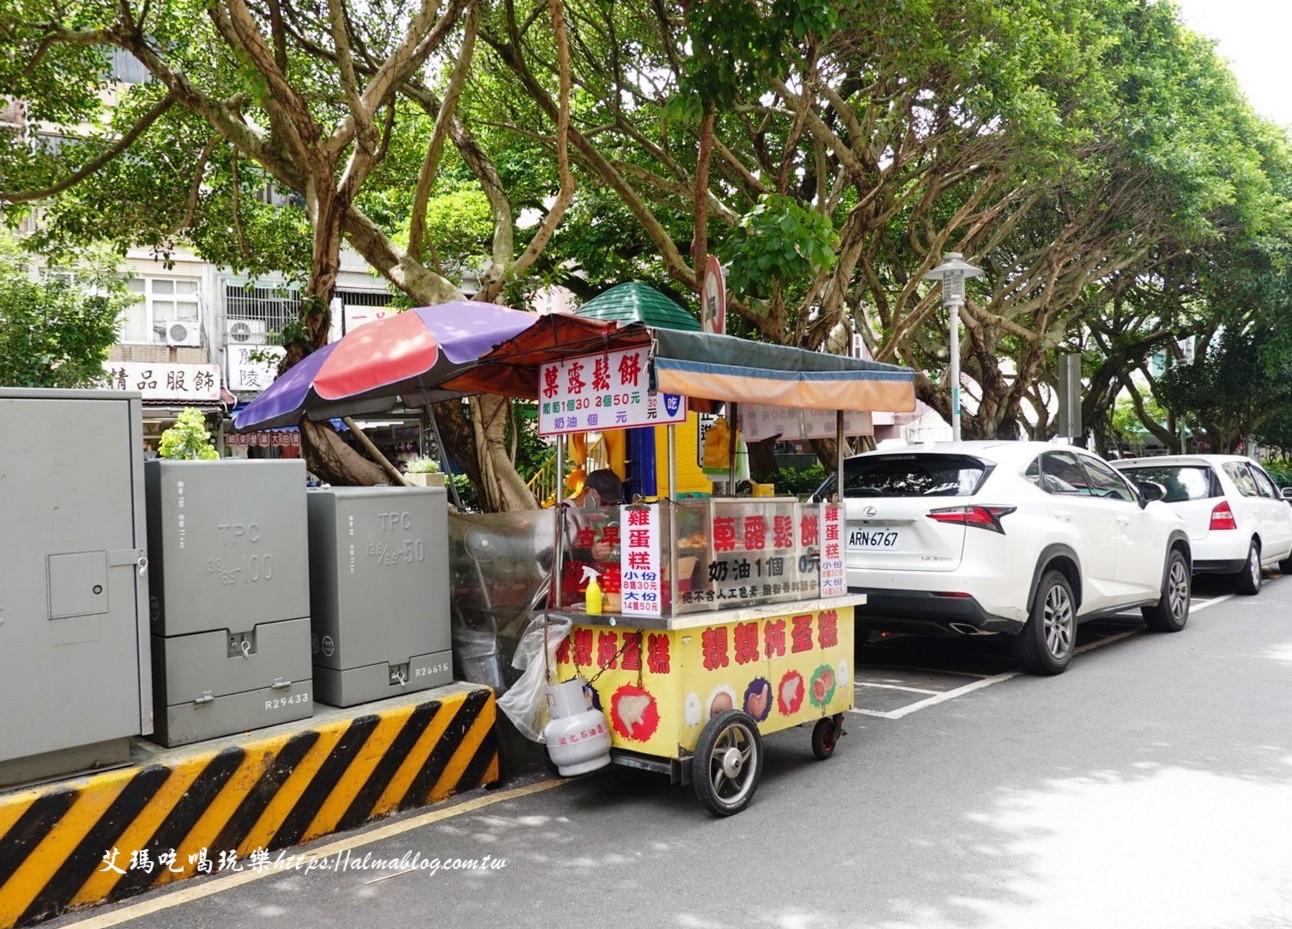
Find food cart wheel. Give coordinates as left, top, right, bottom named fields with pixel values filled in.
left=692, top=711, right=764, bottom=816
left=811, top=714, right=844, bottom=760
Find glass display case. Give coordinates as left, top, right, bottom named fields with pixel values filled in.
left=670, top=496, right=823, bottom=614
left=556, top=496, right=836, bottom=620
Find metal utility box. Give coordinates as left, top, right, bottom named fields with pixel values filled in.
left=150, top=618, right=312, bottom=746
left=0, top=388, right=151, bottom=786
left=146, top=459, right=311, bottom=637
left=307, top=486, right=452, bottom=707
left=145, top=459, right=313, bottom=745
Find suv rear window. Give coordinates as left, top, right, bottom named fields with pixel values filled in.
left=1119, top=465, right=1218, bottom=503
left=824, top=454, right=991, bottom=498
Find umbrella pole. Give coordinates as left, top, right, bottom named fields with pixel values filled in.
left=426, top=406, right=465, bottom=510
left=341, top=415, right=410, bottom=486
left=420, top=407, right=433, bottom=460
left=836, top=410, right=844, bottom=500
left=727, top=402, right=738, bottom=493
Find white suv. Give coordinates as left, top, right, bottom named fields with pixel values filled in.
left=820, top=441, right=1191, bottom=675
left=1112, top=455, right=1292, bottom=594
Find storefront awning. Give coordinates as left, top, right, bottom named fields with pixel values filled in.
left=140, top=400, right=226, bottom=417
left=649, top=328, right=914, bottom=413
left=463, top=321, right=916, bottom=414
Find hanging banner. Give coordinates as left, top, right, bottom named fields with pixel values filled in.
left=538, top=345, right=687, bottom=436
left=739, top=405, right=873, bottom=442
left=620, top=503, right=662, bottom=618
left=820, top=502, right=845, bottom=598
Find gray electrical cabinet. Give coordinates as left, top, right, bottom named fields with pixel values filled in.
left=146, top=459, right=313, bottom=745
left=307, top=486, right=452, bottom=707
left=0, top=388, right=151, bottom=787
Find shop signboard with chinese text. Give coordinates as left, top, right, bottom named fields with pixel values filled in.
left=672, top=498, right=823, bottom=613
left=538, top=346, right=686, bottom=436
left=620, top=504, right=662, bottom=618
left=226, top=431, right=302, bottom=448
left=343, top=304, right=397, bottom=334
left=739, top=405, right=873, bottom=442
left=226, top=345, right=286, bottom=393
left=101, top=362, right=220, bottom=402
left=819, top=503, right=844, bottom=597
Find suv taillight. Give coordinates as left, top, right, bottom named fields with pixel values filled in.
left=926, top=505, right=1016, bottom=534
left=1210, top=500, right=1237, bottom=530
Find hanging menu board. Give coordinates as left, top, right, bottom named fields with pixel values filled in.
left=538, top=346, right=687, bottom=436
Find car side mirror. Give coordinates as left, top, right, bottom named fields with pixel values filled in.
left=1137, top=481, right=1167, bottom=506
left=1282, top=486, right=1292, bottom=502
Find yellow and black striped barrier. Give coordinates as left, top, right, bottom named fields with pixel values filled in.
left=0, top=683, right=498, bottom=928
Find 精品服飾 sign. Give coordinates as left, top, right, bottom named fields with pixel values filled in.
left=101, top=361, right=221, bottom=401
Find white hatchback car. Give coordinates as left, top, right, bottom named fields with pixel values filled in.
left=1111, top=455, right=1292, bottom=594
left=820, top=441, right=1191, bottom=675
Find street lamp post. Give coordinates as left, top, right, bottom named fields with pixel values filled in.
left=923, top=252, right=983, bottom=441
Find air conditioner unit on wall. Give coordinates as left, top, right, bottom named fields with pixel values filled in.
left=165, top=321, right=202, bottom=347
left=226, top=319, right=268, bottom=344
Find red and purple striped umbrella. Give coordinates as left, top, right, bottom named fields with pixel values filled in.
left=233, top=301, right=538, bottom=431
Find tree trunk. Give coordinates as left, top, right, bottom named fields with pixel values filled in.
left=296, top=185, right=396, bottom=487
left=431, top=396, right=537, bottom=510
left=342, top=220, right=537, bottom=509
left=300, top=419, right=388, bottom=485
left=472, top=395, right=538, bottom=511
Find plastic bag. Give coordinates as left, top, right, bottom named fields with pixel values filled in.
left=496, top=615, right=572, bottom=742
left=702, top=418, right=750, bottom=480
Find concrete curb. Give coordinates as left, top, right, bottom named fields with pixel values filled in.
left=0, top=683, right=498, bottom=928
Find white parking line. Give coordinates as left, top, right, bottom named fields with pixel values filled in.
left=861, top=664, right=989, bottom=679
left=1075, top=629, right=1139, bottom=654
left=854, top=592, right=1234, bottom=720
left=855, top=682, right=942, bottom=696
left=851, top=670, right=1018, bottom=719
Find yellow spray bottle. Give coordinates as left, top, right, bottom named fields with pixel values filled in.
left=581, top=566, right=603, bottom=615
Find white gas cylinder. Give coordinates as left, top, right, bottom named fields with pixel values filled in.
left=542, top=678, right=612, bottom=776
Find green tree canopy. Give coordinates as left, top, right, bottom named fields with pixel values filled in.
left=0, top=234, right=126, bottom=388
left=4, top=0, right=1292, bottom=490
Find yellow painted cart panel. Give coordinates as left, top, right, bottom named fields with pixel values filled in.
left=555, top=602, right=856, bottom=759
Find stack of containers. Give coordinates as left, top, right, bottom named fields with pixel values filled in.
left=145, top=459, right=313, bottom=746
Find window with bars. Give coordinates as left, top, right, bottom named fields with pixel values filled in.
left=223, top=284, right=392, bottom=344
left=224, top=284, right=301, bottom=339
left=42, top=269, right=76, bottom=288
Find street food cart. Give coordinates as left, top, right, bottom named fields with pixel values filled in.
left=232, top=307, right=914, bottom=814
left=550, top=496, right=865, bottom=815
left=470, top=322, right=915, bottom=814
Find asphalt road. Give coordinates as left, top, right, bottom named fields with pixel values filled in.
left=50, top=575, right=1292, bottom=929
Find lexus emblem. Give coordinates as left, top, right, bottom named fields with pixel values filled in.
left=862, top=505, right=878, bottom=518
